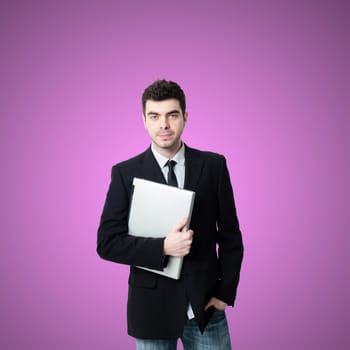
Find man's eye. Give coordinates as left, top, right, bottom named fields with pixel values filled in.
left=170, top=114, right=179, bottom=119
left=149, top=115, right=159, bottom=120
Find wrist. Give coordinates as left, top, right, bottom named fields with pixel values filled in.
left=163, top=237, right=168, bottom=255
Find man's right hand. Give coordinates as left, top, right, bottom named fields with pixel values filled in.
left=163, top=217, right=193, bottom=257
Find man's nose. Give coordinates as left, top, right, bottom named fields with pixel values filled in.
left=160, top=116, right=169, bottom=128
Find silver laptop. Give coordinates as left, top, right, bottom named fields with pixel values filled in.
left=128, top=177, right=195, bottom=279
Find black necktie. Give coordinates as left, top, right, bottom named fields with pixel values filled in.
left=166, top=160, right=178, bottom=187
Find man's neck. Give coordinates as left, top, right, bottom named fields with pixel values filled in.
left=152, top=141, right=183, bottom=159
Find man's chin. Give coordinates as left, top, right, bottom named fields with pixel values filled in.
left=154, top=141, right=179, bottom=151
left=157, top=141, right=174, bottom=149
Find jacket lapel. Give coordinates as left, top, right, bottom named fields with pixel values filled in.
left=184, top=145, right=204, bottom=192
left=139, top=147, right=167, bottom=184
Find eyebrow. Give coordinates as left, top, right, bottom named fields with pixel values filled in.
left=166, top=110, right=181, bottom=116
left=146, top=110, right=181, bottom=116
left=146, top=111, right=159, bottom=116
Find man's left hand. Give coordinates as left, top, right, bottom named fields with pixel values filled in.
left=204, top=297, right=227, bottom=311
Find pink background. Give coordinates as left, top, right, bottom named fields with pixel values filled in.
left=1, top=0, right=349, bottom=349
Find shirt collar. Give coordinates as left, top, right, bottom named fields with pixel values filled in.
left=151, top=142, right=185, bottom=168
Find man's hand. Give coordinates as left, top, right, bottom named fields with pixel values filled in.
left=163, top=217, right=193, bottom=257
left=204, top=297, right=227, bottom=311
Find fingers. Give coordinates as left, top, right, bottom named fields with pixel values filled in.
left=164, top=233, right=193, bottom=256
left=204, top=297, right=227, bottom=311
left=204, top=301, right=213, bottom=311
left=183, top=229, right=193, bottom=240
left=173, top=236, right=193, bottom=256
left=173, top=217, right=188, bottom=232
left=164, top=219, right=193, bottom=256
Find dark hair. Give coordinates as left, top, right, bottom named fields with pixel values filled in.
left=142, top=79, right=186, bottom=116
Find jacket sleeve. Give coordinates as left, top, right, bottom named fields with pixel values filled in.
left=214, top=156, right=244, bottom=306
left=96, top=165, right=165, bottom=270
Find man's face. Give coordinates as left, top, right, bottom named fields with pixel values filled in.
left=143, top=99, right=188, bottom=156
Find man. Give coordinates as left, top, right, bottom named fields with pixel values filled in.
left=97, top=80, right=244, bottom=349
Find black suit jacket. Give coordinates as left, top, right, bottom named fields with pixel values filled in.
left=97, top=145, right=244, bottom=339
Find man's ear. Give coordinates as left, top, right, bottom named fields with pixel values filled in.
left=184, top=112, right=188, bottom=123
left=142, top=114, right=146, bottom=127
